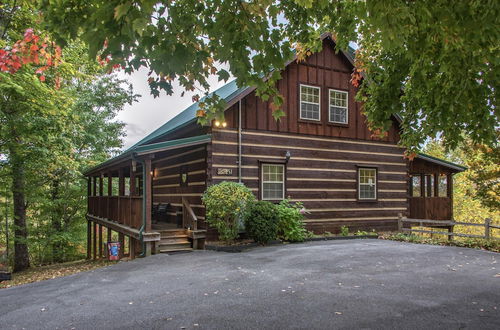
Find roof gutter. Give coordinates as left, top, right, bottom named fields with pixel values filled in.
left=417, top=153, right=467, bottom=172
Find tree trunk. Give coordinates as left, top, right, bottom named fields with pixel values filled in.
left=11, top=151, right=30, bottom=272
left=50, top=179, right=63, bottom=263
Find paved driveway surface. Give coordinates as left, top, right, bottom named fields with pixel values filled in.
left=0, top=239, right=498, bottom=329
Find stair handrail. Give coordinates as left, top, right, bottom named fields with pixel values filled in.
left=182, top=197, right=197, bottom=231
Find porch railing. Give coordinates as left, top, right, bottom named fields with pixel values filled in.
left=182, top=197, right=198, bottom=231
left=88, top=196, right=143, bottom=229
left=409, top=197, right=452, bottom=220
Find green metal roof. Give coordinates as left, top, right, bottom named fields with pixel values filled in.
left=128, top=79, right=247, bottom=150
left=134, top=134, right=211, bottom=154
left=417, top=153, right=467, bottom=172
left=83, top=134, right=211, bottom=175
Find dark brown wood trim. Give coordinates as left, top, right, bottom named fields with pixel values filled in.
left=298, top=62, right=351, bottom=74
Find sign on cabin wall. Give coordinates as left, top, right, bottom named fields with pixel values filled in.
left=217, top=168, right=233, bottom=176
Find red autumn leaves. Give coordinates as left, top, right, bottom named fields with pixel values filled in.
left=0, top=28, right=62, bottom=85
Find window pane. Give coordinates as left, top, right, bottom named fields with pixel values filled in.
left=329, top=107, right=347, bottom=123
left=412, top=176, right=421, bottom=197
left=300, top=85, right=320, bottom=120
left=438, top=175, right=448, bottom=197
left=301, top=102, right=320, bottom=120
left=262, top=164, right=284, bottom=200
left=358, top=168, right=376, bottom=199
left=360, top=185, right=375, bottom=199
left=263, top=182, right=283, bottom=200
left=329, top=90, right=348, bottom=123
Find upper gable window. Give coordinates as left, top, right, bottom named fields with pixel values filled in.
left=329, top=89, right=348, bottom=124
left=300, top=84, right=320, bottom=121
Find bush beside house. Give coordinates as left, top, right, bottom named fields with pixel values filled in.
left=202, top=181, right=255, bottom=242
left=203, top=182, right=310, bottom=244
left=245, top=201, right=279, bottom=244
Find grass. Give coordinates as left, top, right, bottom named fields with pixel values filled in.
left=0, top=259, right=119, bottom=289
left=382, top=232, right=500, bottom=253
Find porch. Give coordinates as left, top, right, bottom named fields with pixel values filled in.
left=407, top=154, right=466, bottom=231
left=84, top=135, right=210, bottom=259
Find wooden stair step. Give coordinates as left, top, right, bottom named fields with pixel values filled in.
left=159, top=247, right=193, bottom=253
left=160, top=238, right=190, bottom=245
left=158, top=242, right=191, bottom=249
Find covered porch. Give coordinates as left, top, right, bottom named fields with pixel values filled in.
left=408, top=154, right=466, bottom=221
left=84, top=135, right=210, bottom=259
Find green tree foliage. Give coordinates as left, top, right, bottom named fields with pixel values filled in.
left=0, top=2, right=137, bottom=270
left=202, top=181, right=255, bottom=242
left=38, top=0, right=499, bottom=150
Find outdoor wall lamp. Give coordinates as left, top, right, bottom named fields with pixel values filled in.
left=213, top=120, right=227, bottom=128
left=285, top=150, right=291, bottom=162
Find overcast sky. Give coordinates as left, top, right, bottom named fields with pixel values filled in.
left=116, top=69, right=230, bottom=149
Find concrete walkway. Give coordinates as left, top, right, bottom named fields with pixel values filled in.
left=0, top=239, right=498, bottom=329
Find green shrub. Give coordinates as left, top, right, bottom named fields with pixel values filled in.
left=340, top=225, right=349, bottom=236
left=202, top=181, right=255, bottom=242
left=276, top=200, right=308, bottom=242
left=245, top=201, right=279, bottom=244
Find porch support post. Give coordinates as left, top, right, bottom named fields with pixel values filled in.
left=129, top=237, right=136, bottom=259
left=434, top=173, right=439, bottom=197
left=87, top=220, right=91, bottom=259
left=119, top=232, right=125, bottom=258
left=118, top=168, right=125, bottom=196
left=420, top=174, right=425, bottom=197
left=107, top=228, right=112, bottom=258
left=108, top=172, right=113, bottom=196
left=144, top=157, right=152, bottom=233
left=92, top=177, right=97, bottom=196
left=98, top=224, right=103, bottom=258
left=130, top=161, right=136, bottom=196
left=447, top=173, right=454, bottom=219
left=99, top=175, right=104, bottom=196
left=87, top=177, right=91, bottom=197
left=92, top=221, right=97, bottom=260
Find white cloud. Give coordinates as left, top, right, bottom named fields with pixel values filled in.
left=116, top=67, right=230, bottom=149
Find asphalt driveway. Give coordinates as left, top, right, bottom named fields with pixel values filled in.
left=0, top=239, right=498, bottom=329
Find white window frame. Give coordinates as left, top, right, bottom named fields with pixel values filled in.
left=299, top=84, right=321, bottom=121
left=328, top=89, right=348, bottom=124
left=358, top=168, right=377, bottom=200
left=261, top=163, right=285, bottom=200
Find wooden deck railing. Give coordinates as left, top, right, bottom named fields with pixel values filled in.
left=88, top=196, right=143, bottom=229
left=182, top=197, right=198, bottom=231
left=409, top=197, right=452, bottom=220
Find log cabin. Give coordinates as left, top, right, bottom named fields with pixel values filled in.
left=84, top=34, right=466, bottom=258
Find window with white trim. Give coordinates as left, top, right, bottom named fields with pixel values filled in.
left=358, top=168, right=377, bottom=200
left=300, top=85, right=320, bottom=121
left=262, top=164, right=285, bottom=200
left=329, top=89, right=348, bottom=124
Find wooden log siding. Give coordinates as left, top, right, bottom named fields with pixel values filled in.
left=210, top=128, right=408, bottom=231
left=222, top=38, right=401, bottom=143
left=152, top=145, right=207, bottom=226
